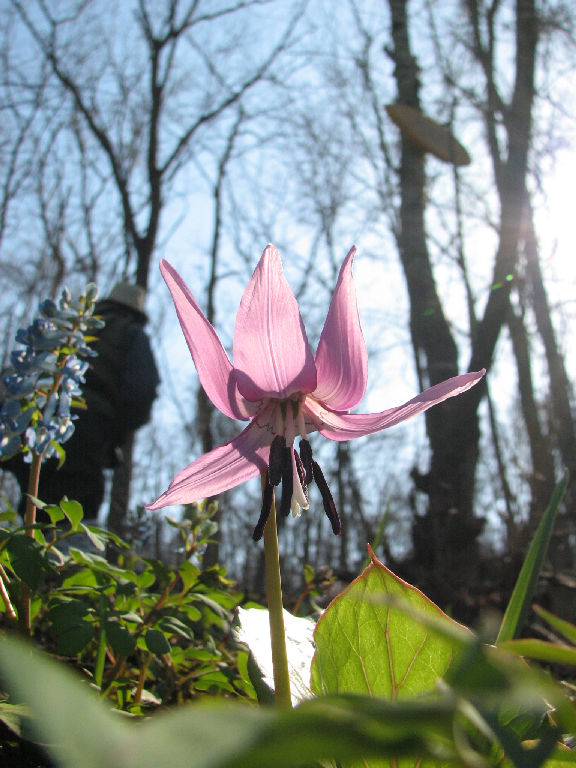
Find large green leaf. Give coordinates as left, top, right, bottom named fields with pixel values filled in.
left=311, top=547, right=468, bottom=767
left=311, top=546, right=465, bottom=700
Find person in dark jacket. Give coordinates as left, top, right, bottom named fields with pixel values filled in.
left=5, top=282, right=160, bottom=522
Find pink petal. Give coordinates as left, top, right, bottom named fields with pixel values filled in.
left=233, top=245, right=317, bottom=401
left=146, top=421, right=271, bottom=509
left=307, top=371, right=485, bottom=440
left=160, top=260, right=253, bottom=420
left=313, top=246, right=368, bottom=411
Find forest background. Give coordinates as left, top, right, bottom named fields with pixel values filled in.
left=1, top=0, right=575, bottom=622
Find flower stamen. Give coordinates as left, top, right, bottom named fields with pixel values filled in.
left=252, top=474, right=274, bottom=541
left=311, top=459, right=341, bottom=535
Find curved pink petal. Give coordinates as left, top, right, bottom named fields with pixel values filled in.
left=146, top=421, right=271, bottom=509
left=306, top=370, right=485, bottom=441
left=161, top=260, right=253, bottom=420
left=233, top=245, right=317, bottom=401
left=313, top=246, right=368, bottom=411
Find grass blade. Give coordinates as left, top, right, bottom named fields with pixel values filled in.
left=496, top=472, right=568, bottom=644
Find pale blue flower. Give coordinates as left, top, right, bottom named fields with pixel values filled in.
left=0, top=283, right=101, bottom=461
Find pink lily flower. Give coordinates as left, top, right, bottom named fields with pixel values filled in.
left=148, top=245, right=484, bottom=540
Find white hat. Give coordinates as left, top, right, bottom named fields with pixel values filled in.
left=108, top=282, right=147, bottom=317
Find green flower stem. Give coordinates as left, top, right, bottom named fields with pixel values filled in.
left=262, top=475, right=292, bottom=708
left=94, top=598, right=108, bottom=689
left=19, top=452, right=43, bottom=633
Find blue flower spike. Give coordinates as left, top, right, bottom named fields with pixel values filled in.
left=0, top=283, right=102, bottom=462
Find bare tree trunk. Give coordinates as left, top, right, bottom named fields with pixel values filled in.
left=387, top=0, right=482, bottom=588
left=485, top=385, right=517, bottom=544
left=386, top=0, right=539, bottom=603
left=507, top=305, right=556, bottom=528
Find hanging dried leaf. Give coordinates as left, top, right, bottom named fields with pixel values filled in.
left=386, top=103, right=471, bottom=166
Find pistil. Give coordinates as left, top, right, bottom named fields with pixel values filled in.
left=279, top=444, right=293, bottom=517
left=294, top=451, right=308, bottom=506
left=268, top=434, right=286, bottom=486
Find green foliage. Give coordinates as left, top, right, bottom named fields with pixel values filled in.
left=1, top=600, right=576, bottom=768
left=0, top=635, right=455, bottom=768
left=0, top=499, right=255, bottom=713
left=309, top=546, right=575, bottom=767
left=1, top=483, right=576, bottom=767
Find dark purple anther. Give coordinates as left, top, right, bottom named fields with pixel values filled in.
left=252, top=474, right=274, bottom=541
left=311, top=460, right=341, bottom=535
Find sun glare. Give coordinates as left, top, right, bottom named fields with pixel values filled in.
left=539, top=153, right=576, bottom=286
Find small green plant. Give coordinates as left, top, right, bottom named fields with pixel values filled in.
left=0, top=283, right=103, bottom=631
left=1, top=501, right=576, bottom=767
left=0, top=498, right=255, bottom=715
